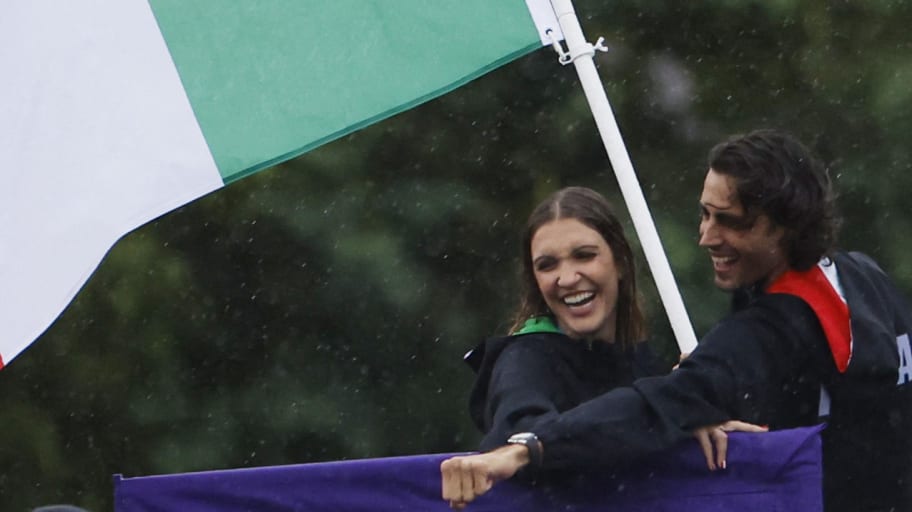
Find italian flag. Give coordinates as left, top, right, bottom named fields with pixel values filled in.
left=0, top=0, right=559, bottom=367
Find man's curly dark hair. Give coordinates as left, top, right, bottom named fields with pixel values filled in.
left=707, top=129, right=841, bottom=271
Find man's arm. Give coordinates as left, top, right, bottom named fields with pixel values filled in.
left=534, top=295, right=822, bottom=470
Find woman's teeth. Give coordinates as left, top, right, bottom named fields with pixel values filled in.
left=563, top=291, right=595, bottom=306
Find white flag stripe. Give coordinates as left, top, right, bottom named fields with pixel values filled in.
left=0, top=1, right=222, bottom=363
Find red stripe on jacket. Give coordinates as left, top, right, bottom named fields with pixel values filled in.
left=767, top=266, right=851, bottom=373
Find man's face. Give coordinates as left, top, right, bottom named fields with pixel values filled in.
left=699, top=168, right=790, bottom=291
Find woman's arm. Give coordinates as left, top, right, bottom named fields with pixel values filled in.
left=440, top=444, right=530, bottom=510
left=474, top=338, right=567, bottom=450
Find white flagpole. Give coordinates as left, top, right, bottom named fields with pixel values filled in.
left=548, top=0, right=698, bottom=353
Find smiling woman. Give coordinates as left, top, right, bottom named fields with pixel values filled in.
left=530, top=218, right=621, bottom=342
left=513, top=187, right=647, bottom=348
left=440, top=187, right=666, bottom=508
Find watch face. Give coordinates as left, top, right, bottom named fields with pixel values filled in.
left=508, top=432, right=536, bottom=444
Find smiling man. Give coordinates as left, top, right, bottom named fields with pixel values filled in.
left=440, top=130, right=912, bottom=512
left=699, top=169, right=790, bottom=291
left=691, top=131, right=912, bottom=510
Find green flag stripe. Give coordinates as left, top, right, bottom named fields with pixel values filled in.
left=148, top=0, right=542, bottom=183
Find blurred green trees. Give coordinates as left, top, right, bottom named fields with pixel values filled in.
left=1, top=1, right=910, bottom=510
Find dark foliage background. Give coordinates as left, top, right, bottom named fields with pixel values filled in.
left=2, top=1, right=911, bottom=510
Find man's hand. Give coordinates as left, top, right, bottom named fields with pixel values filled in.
left=440, top=444, right=530, bottom=509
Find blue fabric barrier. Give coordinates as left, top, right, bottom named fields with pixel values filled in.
left=114, top=425, right=823, bottom=511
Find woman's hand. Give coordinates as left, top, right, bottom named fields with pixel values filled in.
left=693, top=420, right=768, bottom=471
left=440, top=444, right=530, bottom=509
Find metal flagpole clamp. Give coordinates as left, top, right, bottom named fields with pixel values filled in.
left=546, top=29, right=607, bottom=65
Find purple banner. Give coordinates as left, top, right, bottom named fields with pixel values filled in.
left=114, top=425, right=823, bottom=511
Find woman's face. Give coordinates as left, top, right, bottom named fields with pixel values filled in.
left=530, top=218, right=620, bottom=342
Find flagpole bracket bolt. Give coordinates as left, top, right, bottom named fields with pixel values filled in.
left=546, top=30, right=608, bottom=66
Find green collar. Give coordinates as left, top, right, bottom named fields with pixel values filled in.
left=513, top=316, right=562, bottom=335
